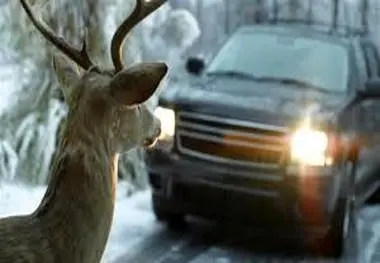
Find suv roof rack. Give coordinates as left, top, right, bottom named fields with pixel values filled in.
left=253, top=0, right=369, bottom=37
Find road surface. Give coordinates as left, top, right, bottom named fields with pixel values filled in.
left=113, top=204, right=380, bottom=263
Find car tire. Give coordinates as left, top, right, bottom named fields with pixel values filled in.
left=152, top=197, right=186, bottom=229
left=315, top=197, right=352, bottom=258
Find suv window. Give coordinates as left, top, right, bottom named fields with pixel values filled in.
left=206, top=31, right=349, bottom=93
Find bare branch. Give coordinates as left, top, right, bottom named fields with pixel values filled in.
left=20, top=0, right=93, bottom=70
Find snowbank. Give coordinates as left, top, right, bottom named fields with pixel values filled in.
left=0, top=182, right=156, bottom=263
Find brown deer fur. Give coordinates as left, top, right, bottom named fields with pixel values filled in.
left=0, top=0, right=168, bottom=262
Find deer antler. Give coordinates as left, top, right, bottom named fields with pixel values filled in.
left=110, top=0, right=167, bottom=73
left=20, top=0, right=93, bottom=70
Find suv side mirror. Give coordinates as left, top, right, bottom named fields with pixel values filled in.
left=185, top=57, right=205, bottom=76
left=340, top=78, right=380, bottom=115
left=330, top=78, right=380, bottom=128
left=360, top=78, right=380, bottom=98
left=332, top=78, right=380, bottom=162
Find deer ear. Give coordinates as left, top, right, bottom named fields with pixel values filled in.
left=109, top=62, right=168, bottom=106
left=52, top=52, right=80, bottom=100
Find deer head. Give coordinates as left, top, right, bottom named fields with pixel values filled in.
left=20, top=0, right=168, bottom=153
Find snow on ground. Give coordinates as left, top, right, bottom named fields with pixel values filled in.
left=4, top=180, right=380, bottom=262
left=0, top=181, right=156, bottom=263
left=103, top=185, right=158, bottom=262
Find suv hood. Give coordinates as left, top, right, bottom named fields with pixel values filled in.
left=161, top=77, right=347, bottom=127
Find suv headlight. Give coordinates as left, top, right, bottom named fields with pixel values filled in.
left=154, top=106, right=175, bottom=140
left=290, top=127, right=332, bottom=166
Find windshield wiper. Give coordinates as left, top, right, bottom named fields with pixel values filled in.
left=206, top=70, right=259, bottom=80
left=251, top=76, right=335, bottom=94
left=206, top=72, right=338, bottom=94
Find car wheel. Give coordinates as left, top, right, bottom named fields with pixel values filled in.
left=152, top=197, right=186, bottom=229
left=315, top=197, right=352, bottom=258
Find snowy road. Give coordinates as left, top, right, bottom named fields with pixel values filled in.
left=1, top=183, right=380, bottom=263
left=112, top=195, right=380, bottom=263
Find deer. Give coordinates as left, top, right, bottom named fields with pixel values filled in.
left=0, top=0, right=167, bottom=262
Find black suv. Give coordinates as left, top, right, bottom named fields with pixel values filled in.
left=146, top=20, right=380, bottom=257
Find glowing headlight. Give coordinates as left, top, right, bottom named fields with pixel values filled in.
left=154, top=106, right=175, bottom=139
left=290, top=127, right=331, bottom=166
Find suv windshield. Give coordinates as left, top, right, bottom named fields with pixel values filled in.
left=206, top=30, right=349, bottom=93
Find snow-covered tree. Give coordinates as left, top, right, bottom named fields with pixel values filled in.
left=0, top=0, right=200, bottom=189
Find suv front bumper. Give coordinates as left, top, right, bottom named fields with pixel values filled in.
left=145, top=144, right=345, bottom=230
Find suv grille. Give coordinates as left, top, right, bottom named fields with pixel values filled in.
left=176, top=111, right=288, bottom=168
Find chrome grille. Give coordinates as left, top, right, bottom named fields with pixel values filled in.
left=176, top=111, right=289, bottom=168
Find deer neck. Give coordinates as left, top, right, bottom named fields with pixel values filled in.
left=32, top=129, right=118, bottom=261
